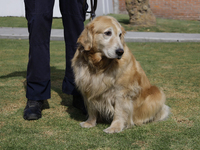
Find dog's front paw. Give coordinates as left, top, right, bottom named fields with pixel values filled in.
left=103, top=126, right=123, bottom=133
left=80, top=122, right=96, bottom=128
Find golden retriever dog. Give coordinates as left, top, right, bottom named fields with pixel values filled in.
left=72, top=16, right=170, bottom=133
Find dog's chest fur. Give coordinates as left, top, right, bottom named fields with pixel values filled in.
left=74, top=54, right=118, bottom=99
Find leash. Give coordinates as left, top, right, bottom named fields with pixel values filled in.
left=88, top=0, right=97, bottom=20
left=83, top=0, right=97, bottom=21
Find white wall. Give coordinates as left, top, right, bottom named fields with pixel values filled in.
left=95, top=0, right=113, bottom=17
left=0, top=0, right=113, bottom=18
left=0, top=0, right=25, bottom=17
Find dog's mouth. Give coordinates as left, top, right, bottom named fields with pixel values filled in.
left=117, top=55, right=122, bottom=59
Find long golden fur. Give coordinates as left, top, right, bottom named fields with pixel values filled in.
left=72, top=16, right=170, bottom=133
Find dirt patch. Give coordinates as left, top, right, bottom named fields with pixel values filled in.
left=172, top=116, right=194, bottom=128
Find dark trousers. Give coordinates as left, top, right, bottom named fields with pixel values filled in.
left=24, top=0, right=86, bottom=100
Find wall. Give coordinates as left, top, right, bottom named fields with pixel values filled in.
left=0, top=0, right=113, bottom=19
left=119, top=0, right=127, bottom=14
left=0, top=0, right=25, bottom=17
left=150, top=0, right=200, bottom=20
left=95, top=0, right=113, bottom=18
left=118, top=0, right=200, bottom=20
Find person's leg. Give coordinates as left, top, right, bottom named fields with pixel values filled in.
left=60, top=0, right=87, bottom=114
left=24, top=0, right=55, bottom=120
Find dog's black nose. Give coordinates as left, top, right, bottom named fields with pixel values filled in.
left=116, top=49, right=124, bottom=57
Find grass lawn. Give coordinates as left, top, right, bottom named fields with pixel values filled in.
left=0, top=14, right=200, bottom=33
left=0, top=39, right=200, bottom=149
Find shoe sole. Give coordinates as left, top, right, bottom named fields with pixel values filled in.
left=24, top=114, right=41, bottom=120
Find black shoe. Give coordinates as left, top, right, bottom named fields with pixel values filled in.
left=23, top=100, right=44, bottom=120
left=73, top=95, right=87, bottom=115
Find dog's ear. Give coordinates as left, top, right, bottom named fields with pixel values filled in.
left=120, top=26, right=126, bottom=46
left=77, top=25, right=93, bottom=51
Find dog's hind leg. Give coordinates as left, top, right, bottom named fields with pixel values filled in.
left=133, top=86, right=170, bottom=125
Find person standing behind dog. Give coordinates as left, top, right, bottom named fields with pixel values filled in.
left=23, top=0, right=87, bottom=120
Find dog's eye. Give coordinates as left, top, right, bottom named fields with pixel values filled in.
left=119, top=33, right=122, bottom=38
left=104, top=31, right=112, bottom=36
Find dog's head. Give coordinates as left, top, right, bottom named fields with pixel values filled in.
left=78, top=16, right=126, bottom=59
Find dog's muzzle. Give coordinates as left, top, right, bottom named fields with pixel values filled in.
left=115, top=49, right=124, bottom=59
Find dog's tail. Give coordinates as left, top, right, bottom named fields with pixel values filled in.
left=154, top=104, right=170, bottom=122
